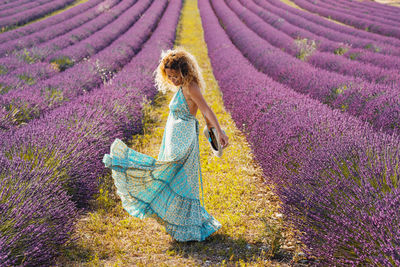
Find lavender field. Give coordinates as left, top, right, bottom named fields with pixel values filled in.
left=1, top=0, right=399, bottom=265
left=199, top=0, right=400, bottom=265
left=0, top=0, right=182, bottom=265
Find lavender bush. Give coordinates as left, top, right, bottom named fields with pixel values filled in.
left=291, top=0, right=400, bottom=39
left=0, top=155, right=79, bottom=266
left=0, top=0, right=102, bottom=44
left=199, top=0, right=400, bottom=264
left=315, top=0, right=400, bottom=27
left=323, top=0, right=400, bottom=23
left=257, top=0, right=400, bottom=48
left=0, top=0, right=181, bottom=265
left=0, top=0, right=135, bottom=78
left=0, top=0, right=75, bottom=31
left=251, top=0, right=400, bottom=68
left=0, top=0, right=35, bottom=12
left=0, top=0, right=54, bottom=18
left=0, top=0, right=117, bottom=57
left=0, top=0, right=167, bottom=130
left=228, top=0, right=400, bottom=85
left=362, top=0, right=400, bottom=14
left=212, top=0, right=400, bottom=137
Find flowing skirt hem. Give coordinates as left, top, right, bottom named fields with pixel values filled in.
left=102, top=138, right=222, bottom=242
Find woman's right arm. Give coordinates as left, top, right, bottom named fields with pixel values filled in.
left=203, top=112, right=212, bottom=128
left=187, top=82, right=229, bottom=148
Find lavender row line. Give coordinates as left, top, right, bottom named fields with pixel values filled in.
left=213, top=0, right=400, bottom=136
left=0, top=62, right=58, bottom=95
left=0, top=0, right=36, bottom=12
left=54, top=0, right=152, bottom=63
left=0, top=0, right=53, bottom=18
left=326, top=0, right=400, bottom=24
left=0, top=0, right=181, bottom=264
left=316, top=0, right=400, bottom=27
left=0, top=0, right=75, bottom=30
left=0, top=0, right=166, bottom=131
left=0, top=0, right=139, bottom=93
left=361, top=0, right=400, bottom=13
left=0, top=0, right=129, bottom=69
left=260, top=0, right=400, bottom=48
left=227, top=0, right=400, bottom=86
left=200, top=0, right=400, bottom=265
left=291, top=0, right=400, bottom=39
left=0, top=0, right=116, bottom=57
left=257, top=0, right=400, bottom=60
left=0, top=0, right=101, bottom=44
left=0, top=0, right=19, bottom=5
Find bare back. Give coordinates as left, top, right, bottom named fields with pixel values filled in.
left=181, top=87, right=198, bottom=117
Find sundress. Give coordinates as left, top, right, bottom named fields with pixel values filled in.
left=102, top=86, right=222, bottom=241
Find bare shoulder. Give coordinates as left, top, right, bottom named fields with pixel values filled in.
left=187, top=80, right=202, bottom=95
left=186, top=80, right=205, bottom=103
left=186, top=80, right=209, bottom=112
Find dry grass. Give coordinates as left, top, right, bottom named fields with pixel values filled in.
left=54, top=0, right=310, bottom=266
left=0, top=0, right=90, bottom=33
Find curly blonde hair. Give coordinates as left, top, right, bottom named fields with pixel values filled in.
left=153, top=46, right=206, bottom=95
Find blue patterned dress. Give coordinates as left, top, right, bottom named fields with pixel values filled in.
left=102, top=86, right=222, bottom=241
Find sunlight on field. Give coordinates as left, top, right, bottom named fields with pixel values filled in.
left=374, top=0, right=400, bottom=6
left=279, top=0, right=307, bottom=10
left=1, top=0, right=89, bottom=33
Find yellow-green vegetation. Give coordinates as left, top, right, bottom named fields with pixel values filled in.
left=294, top=38, right=317, bottom=60
left=4, top=100, right=39, bottom=125
left=0, top=65, right=8, bottom=75
left=278, top=0, right=353, bottom=28
left=0, top=0, right=90, bottom=33
left=50, top=56, right=75, bottom=71
left=55, top=0, right=308, bottom=266
left=17, top=74, right=36, bottom=85
left=0, top=83, right=12, bottom=94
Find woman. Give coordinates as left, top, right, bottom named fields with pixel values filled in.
left=102, top=46, right=229, bottom=242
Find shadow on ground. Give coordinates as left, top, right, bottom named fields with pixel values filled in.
left=168, top=232, right=301, bottom=265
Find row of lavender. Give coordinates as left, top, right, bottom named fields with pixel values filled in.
left=0, top=0, right=164, bottom=131
left=0, top=0, right=181, bottom=265
left=0, top=0, right=20, bottom=6
left=0, top=0, right=166, bottom=201
left=0, top=0, right=43, bottom=11
left=214, top=0, right=400, bottom=138
left=231, top=0, right=400, bottom=84
left=0, top=0, right=75, bottom=31
left=0, top=0, right=136, bottom=84
left=0, top=0, right=101, bottom=43
left=0, top=0, right=54, bottom=18
left=261, top=0, right=400, bottom=47
left=292, top=0, right=400, bottom=39
left=0, top=0, right=122, bottom=95
left=307, top=0, right=400, bottom=27
left=199, top=0, right=400, bottom=265
left=0, top=0, right=114, bottom=56
left=350, top=0, right=400, bottom=15
left=253, top=0, right=400, bottom=69
left=0, top=0, right=129, bottom=94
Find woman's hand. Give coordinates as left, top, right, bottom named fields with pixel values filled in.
left=218, top=130, right=229, bottom=149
